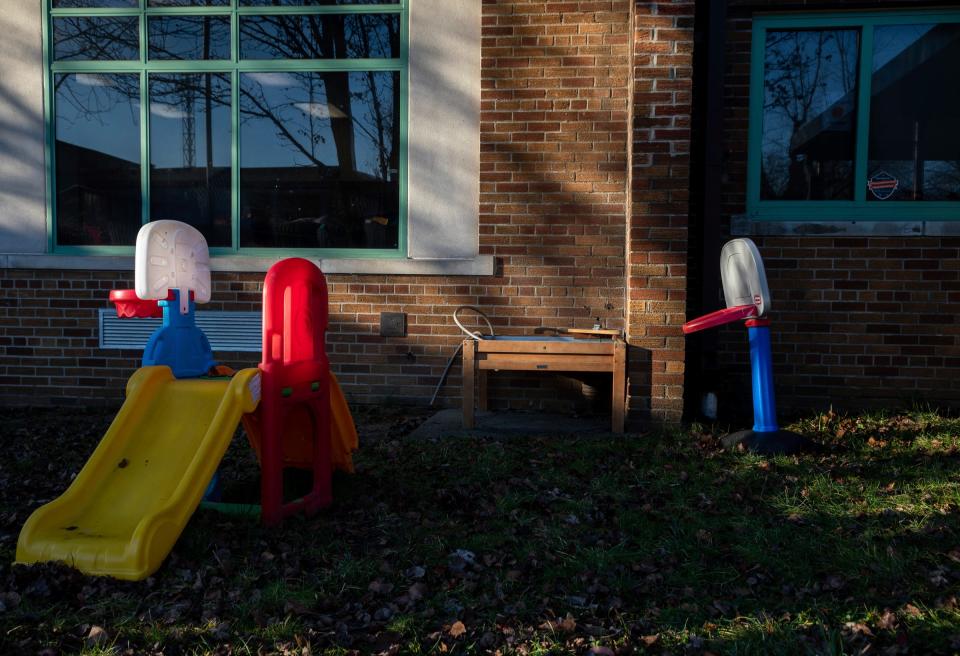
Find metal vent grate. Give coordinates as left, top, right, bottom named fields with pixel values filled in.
left=99, top=310, right=263, bottom=352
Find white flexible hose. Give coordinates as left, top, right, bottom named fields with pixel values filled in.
left=430, top=306, right=495, bottom=405
left=453, top=306, right=495, bottom=341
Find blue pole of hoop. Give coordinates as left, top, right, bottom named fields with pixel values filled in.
left=747, top=318, right=779, bottom=433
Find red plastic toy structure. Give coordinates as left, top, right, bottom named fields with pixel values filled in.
left=682, top=304, right=758, bottom=334
left=109, top=289, right=163, bottom=318
left=250, top=258, right=332, bottom=526
left=109, top=289, right=195, bottom=319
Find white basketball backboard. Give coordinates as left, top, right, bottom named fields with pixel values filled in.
left=134, top=221, right=211, bottom=315
left=720, top=238, right=770, bottom=316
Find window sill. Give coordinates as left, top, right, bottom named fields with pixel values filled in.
left=0, top=253, right=496, bottom=276
left=731, top=215, right=960, bottom=237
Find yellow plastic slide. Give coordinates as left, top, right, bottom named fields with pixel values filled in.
left=16, top=366, right=261, bottom=581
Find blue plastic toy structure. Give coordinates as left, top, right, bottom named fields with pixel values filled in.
left=142, top=290, right=216, bottom=379
left=683, top=239, right=814, bottom=455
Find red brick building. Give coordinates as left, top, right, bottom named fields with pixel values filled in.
left=701, top=1, right=960, bottom=420
left=0, top=1, right=957, bottom=426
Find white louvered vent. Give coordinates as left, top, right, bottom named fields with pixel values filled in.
left=99, top=310, right=263, bottom=352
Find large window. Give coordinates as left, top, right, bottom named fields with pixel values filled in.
left=747, top=11, right=960, bottom=221
left=45, top=0, right=405, bottom=255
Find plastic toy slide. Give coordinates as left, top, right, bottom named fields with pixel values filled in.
left=330, top=374, right=358, bottom=473
left=16, top=365, right=261, bottom=580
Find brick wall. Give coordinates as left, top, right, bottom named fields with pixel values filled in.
left=627, top=1, right=694, bottom=424
left=713, top=238, right=960, bottom=417
left=705, top=0, right=960, bottom=420
left=0, top=1, right=659, bottom=420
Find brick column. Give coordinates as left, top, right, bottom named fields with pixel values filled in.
left=627, top=1, right=694, bottom=425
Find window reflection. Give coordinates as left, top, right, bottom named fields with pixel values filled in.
left=760, top=29, right=859, bottom=200
left=149, top=16, right=231, bottom=60
left=53, top=17, right=139, bottom=61
left=55, top=74, right=141, bottom=246
left=240, top=14, right=399, bottom=59
left=148, top=0, right=229, bottom=6
left=867, top=24, right=960, bottom=201
left=239, top=71, right=399, bottom=248
left=150, top=74, right=232, bottom=247
left=241, top=0, right=397, bottom=5
left=54, top=0, right=136, bottom=7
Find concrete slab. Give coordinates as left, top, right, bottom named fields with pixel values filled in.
left=407, top=408, right=612, bottom=440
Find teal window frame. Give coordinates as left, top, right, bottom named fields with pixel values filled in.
left=747, top=9, right=960, bottom=222
left=42, top=0, right=408, bottom=258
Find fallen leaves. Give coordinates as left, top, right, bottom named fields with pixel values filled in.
left=538, top=613, right=576, bottom=634
left=3, top=407, right=960, bottom=654
left=84, top=625, right=109, bottom=648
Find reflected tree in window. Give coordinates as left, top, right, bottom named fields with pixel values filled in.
left=149, top=16, right=231, bottom=60
left=53, top=16, right=139, bottom=61
left=239, top=70, right=399, bottom=248
left=760, top=29, right=859, bottom=200
left=51, top=8, right=401, bottom=248
left=150, top=73, right=232, bottom=246
left=55, top=73, right=141, bottom=245
left=240, top=13, right=399, bottom=59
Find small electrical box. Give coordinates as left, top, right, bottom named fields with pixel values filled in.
left=379, top=312, right=407, bottom=337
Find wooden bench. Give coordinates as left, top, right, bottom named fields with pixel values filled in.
left=462, top=336, right=627, bottom=434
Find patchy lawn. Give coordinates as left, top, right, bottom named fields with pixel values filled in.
left=1, top=406, right=959, bottom=655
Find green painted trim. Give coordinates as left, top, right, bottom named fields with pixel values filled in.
left=49, top=8, right=143, bottom=17
left=45, top=0, right=408, bottom=255
left=51, top=61, right=149, bottom=72
left=752, top=10, right=960, bottom=28
left=54, top=245, right=136, bottom=256
left=231, top=59, right=401, bottom=70
left=746, top=9, right=960, bottom=222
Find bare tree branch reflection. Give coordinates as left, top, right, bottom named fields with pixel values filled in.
left=52, top=9, right=400, bottom=248
left=760, top=29, right=858, bottom=200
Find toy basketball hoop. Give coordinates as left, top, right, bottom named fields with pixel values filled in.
left=134, top=221, right=216, bottom=378
left=135, top=220, right=211, bottom=316
left=684, top=239, right=814, bottom=455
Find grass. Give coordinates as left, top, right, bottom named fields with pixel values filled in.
left=0, top=406, right=959, bottom=654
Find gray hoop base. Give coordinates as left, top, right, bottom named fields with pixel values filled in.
left=721, top=429, right=820, bottom=456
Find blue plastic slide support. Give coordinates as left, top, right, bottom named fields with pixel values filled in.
left=142, top=289, right=216, bottom=379
left=747, top=320, right=779, bottom=433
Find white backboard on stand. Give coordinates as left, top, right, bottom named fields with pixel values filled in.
left=720, top=238, right=770, bottom=316
left=135, top=221, right=211, bottom=315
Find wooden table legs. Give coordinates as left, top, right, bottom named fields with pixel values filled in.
left=462, top=337, right=627, bottom=434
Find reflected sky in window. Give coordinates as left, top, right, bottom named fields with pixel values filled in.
left=868, top=23, right=960, bottom=201
left=240, top=71, right=396, bottom=179
left=149, top=16, right=231, bottom=60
